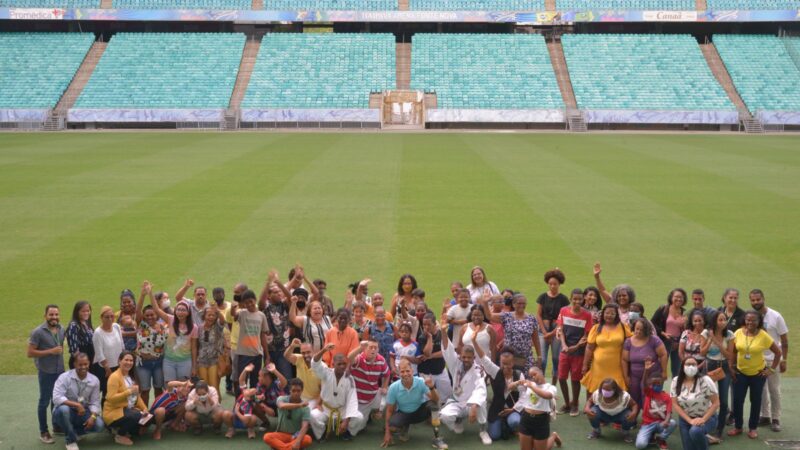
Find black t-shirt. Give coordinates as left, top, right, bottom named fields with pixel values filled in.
left=417, top=330, right=445, bottom=375
left=537, top=292, right=570, bottom=322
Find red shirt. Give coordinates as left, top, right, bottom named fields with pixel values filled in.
left=641, top=387, right=672, bottom=425
left=350, top=353, right=390, bottom=404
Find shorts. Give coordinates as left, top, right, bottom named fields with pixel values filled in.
left=135, top=358, right=164, bottom=391
left=557, top=353, right=583, bottom=381
left=519, top=411, right=550, bottom=440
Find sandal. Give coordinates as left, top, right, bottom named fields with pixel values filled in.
left=553, top=432, right=562, bottom=447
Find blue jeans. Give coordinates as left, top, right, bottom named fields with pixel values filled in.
left=539, top=323, right=561, bottom=377
left=733, top=370, right=766, bottom=430
left=589, top=406, right=636, bottom=431
left=136, top=358, right=164, bottom=391
left=269, top=351, right=293, bottom=382
left=635, top=419, right=677, bottom=449
left=488, top=412, right=521, bottom=440
left=163, top=358, right=192, bottom=382
left=38, top=371, right=60, bottom=433
left=678, top=416, right=717, bottom=450
left=668, top=344, right=681, bottom=379
left=53, top=405, right=105, bottom=444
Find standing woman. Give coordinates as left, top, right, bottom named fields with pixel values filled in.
left=116, top=290, right=138, bottom=352
left=151, top=294, right=198, bottom=382
left=66, top=301, right=97, bottom=372
left=622, top=318, right=668, bottom=408
left=364, top=307, right=395, bottom=369
left=289, top=299, right=332, bottom=353
left=460, top=303, right=497, bottom=364
left=719, top=288, right=745, bottom=334
left=581, top=304, right=631, bottom=394
left=728, top=310, right=781, bottom=439
left=671, top=357, right=720, bottom=450
left=536, top=269, right=569, bottom=384
left=92, top=306, right=124, bottom=399
left=651, top=288, right=687, bottom=378
left=103, top=351, right=148, bottom=446
left=701, top=310, right=735, bottom=438
left=679, top=311, right=709, bottom=373
left=481, top=293, right=542, bottom=371
left=467, top=266, right=500, bottom=304
left=390, top=274, right=417, bottom=318
left=135, top=284, right=167, bottom=407
left=582, top=286, right=603, bottom=324
left=350, top=302, right=372, bottom=338
left=592, top=263, right=635, bottom=324
left=197, top=302, right=227, bottom=393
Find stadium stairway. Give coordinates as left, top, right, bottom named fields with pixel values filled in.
left=699, top=41, right=763, bottom=133
left=224, top=34, right=261, bottom=130
left=547, top=37, right=586, bottom=131
left=44, top=39, right=107, bottom=131
left=397, top=42, right=411, bottom=89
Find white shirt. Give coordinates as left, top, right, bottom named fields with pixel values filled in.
left=311, top=358, right=360, bottom=419
left=671, top=375, right=718, bottom=419
left=92, top=323, right=124, bottom=367
left=762, top=307, right=788, bottom=362
left=447, top=304, right=471, bottom=348
left=591, top=390, right=632, bottom=416
left=185, top=386, right=220, bottom=415
left=443, top=341, right=486, bottom=406
left=467, top=281, right=499, bottom=304
left=516, top=383, right=557, bottom=412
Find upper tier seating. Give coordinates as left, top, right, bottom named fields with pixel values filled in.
left=556, top=0, right=693, bottom=9
left=242, top=33, right=396, bottom=108
left=264, top=0, right=395, bottom=9
left=714, top=34, right=800, bottom=112
left=410, top=33, right=563, bottom=109
left=112, top=0, right=251, bottom=9
left=706, top=0, right=800, bottom=9
left=562, top=33, right=734, bottom=110
left=0, top=0, right=98, bottom=7
left=0, top=32, right=94, bottom=108
left=409, top=0, right=544, bottom=10
left=76, top=33, right=244, bottom=108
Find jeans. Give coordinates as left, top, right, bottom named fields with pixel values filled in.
left=37, top=371, right=60, bottom=433
left=163, top=358, right=192, bottom=382
left=488, top=412, right=521, bottom=440
left=668, top=344, right=681, bottom=379
left=678, top=416, right=717, bottom=450
left=135, top=358, right=164, bottom=391
left=733, top=370, right=767, bottom=430
left=539, top=323, right=561, bottom=377
left=707, top=359, right=730, bottom=435
left=269, top=351, right=294, bottom=382
left=635, top=420, right=677, bottom=449
left=589, top=406, right=636, bottom=431
left=53, top=405, right=105, bottom=444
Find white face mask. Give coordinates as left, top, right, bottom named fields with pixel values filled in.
left=684, top=365, right=698, bottom=377
left=198, top=394, right=208, bottom=402
left=161, top=299, right=171, bottom=309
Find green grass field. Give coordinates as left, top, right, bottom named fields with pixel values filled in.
left=2, top=132, right=799, bottom=378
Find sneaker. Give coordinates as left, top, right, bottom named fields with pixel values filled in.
left=452, top=420, right=464, bottom=434
left=66, top=443, right=79, bottom=450
left=432, top=437, right=449, bottom=449
left=341, top=431, right=353, bottom=441
left=758, top=417, right=771, bottom=427
left=479, top=431, right=492, bottom=445
left=40, top=432, right=55, bottom=444
left=558, top=405, right=571, bottom=415
left=587, top=429, right=601, bottom=440
left=707, top=434, right=722, bottom=445
left=114, top=435, right=133, bottom=446
left=623, top=432, right=634, bottom=444
left=657, top=438, right=669, bottom=450
left=725, top=414, right=735, bottom=426
left=771, top=420, right=781, bottom=432
left=612, top=423, right=622, bottom=431
left=569, top=407, right=580, bottom=417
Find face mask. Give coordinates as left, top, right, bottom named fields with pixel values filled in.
left=652, top=385, right=663, bottom=393
left=198, top=394, right=208, bottom=401
left=161, top=299, right=171, bottom=309
left=601, top=389, right=615, bottom=398
left=684, top=365, right=698, bottom=377
left=628, top=312, right=640, bottom=322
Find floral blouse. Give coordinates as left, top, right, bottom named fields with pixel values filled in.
left=137, top=320, right=167, bottom=360
left=66, top=321, right=94, bottom=360
left=198, top=322, right=226, bottom=367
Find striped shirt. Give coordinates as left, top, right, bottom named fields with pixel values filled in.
left=149, top=388, right=185, bottom=414
left=350, top=353, right=390, bottom=404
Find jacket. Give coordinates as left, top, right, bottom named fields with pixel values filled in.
left=103, top=368, right=146, bottom=424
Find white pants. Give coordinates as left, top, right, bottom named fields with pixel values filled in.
left=353, top=394, right=383, bottom=434
left=420, top=371, right=452, bottom=406
left=301, top=396, right=318, bottom=410
left=760, top=369, right=781, bottom=421
left=310, top=405, right=365, bottom=440
left=440, top=400, right=487, bottom=431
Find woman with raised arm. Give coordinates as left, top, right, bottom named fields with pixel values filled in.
left=289, top=298, right=332, bottom=353
left=593, top=263, right=635, bottom=324
left=135, top=282, right=167, bottom=406
left=390, top=274, right=417, bottom=319
left=150, top=287, right=198, bottom=382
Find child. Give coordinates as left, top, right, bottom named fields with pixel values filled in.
left=635, top=362, right=677, bottom=449
left=227, top=388, right=258, bottom=439
left=557, top=288, right=593, bottom=416
left=389, top=323, right=421, bottom=377
left=149, top=379, right=192, bottom=440
left=240, top=362, right=287, bottom=426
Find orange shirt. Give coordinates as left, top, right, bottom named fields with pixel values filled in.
left=364, top=303, right=393, bottom=322
left=323, top=326, right=360, bottom=366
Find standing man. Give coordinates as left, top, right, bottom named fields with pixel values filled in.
left=232, top=289, right=270, bottom=396
left=227, top=282, right=248, bottom=395
left=176, top=278, right=208, bottom=326
left=751, top=289, right=789, bottom=432
left=348, top=338, right=390, bottom=430
left=52, top=352, right=104, bottom=450
left=689, top=289, right=716, bottom=322
left=28, top=304, right=66, bottom=444
left=309, top=343, right=364, bottom=441
left=261, top=271, right=293, bottom=381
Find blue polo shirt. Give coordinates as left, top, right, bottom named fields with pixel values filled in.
left=386, top=376, right=430, bottom=413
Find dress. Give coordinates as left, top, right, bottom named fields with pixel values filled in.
left=581, top=323, right=630, bottom=393
left=500, top=312, right=539, bottom=370
left=623, top=335, right=664, bottom=407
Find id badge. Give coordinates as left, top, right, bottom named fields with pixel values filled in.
left=744, top=353, right=751, bottom=360
left=77, top=396, right=85, bottom=403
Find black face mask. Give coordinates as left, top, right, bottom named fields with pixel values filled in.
left=504, top=297, right=513, bottom=307
left=297, top=301, right=307, bottom=310
left=233, top=294, right=242, bottom=302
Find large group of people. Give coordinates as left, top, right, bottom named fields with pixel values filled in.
left=28, top=263, right=789, bottom=450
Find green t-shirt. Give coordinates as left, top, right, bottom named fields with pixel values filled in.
left=275, top=395, right=310, bottom=434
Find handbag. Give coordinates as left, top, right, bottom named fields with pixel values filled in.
left=707, top=366, right=725, bottom=381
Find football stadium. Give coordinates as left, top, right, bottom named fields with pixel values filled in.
left=2, top=0, right=800, bottom=449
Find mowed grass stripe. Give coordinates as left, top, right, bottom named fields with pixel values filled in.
left=472, top=134, right=795, bottom=312
left=169, top=133, right=404, bottom=295
left=391, top=134, right=584, bottom=301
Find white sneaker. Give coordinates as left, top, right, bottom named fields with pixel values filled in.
left=452, top=421, right=464, bottom=434
left=65, top=443, right=79, bottom=450
left=479, top=431, right=492, bottom=445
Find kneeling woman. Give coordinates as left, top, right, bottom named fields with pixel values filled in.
left=671, top=357, right=720, bottom=450
left=518, top=366, right=562, bottom=450
left=103, top=351, right=149, bottom=446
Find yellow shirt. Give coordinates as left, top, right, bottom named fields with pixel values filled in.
left=293, top=355, right=321, bottom=400
left=734, top=329, right=773, bottom=376
left=227, top=306, right=239, bottom=350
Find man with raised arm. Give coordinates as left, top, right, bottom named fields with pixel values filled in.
left=309, top=343, right=364, bottom=441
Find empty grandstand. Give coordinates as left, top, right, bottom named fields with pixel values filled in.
left=411, top=34, right=563, bottom=110
left=556, top=0, right=692, bottom=9
left=409, top=0, right=544, bottom=11
left=242, top=33, right=395, bottom=109
left=112, top=0, right=251, bottom=9
left=706, top=0, right=800, bottom=9
left=75, top=33, right=244, bottom=109
left=0, top=32, right=94, bottom=109
left=264, top=0, right=395, bottom=9
left=0, top=0, right=98, bottom=7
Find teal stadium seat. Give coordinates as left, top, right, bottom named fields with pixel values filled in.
left=242, top=33, right=396, bottom=109
left=410, top=33, right=563, bottom=109
left=0, top=32, right=94, bottom=109
left=264, top=0, right=395, bottom=9
left=112, top=0, right=251, bottom=9
left=714, top=35, right=800, bottom=112
left=557, top=0, right=693, bottom=9
left=0, top=0, right=98, bottom=7
left=562, top=34, right=734, bottom=111
left=75, top=33, right=244, bottom=108
left=409, top=0, right=543, bottom=10
left=707, top=0, right=800, bottom=9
